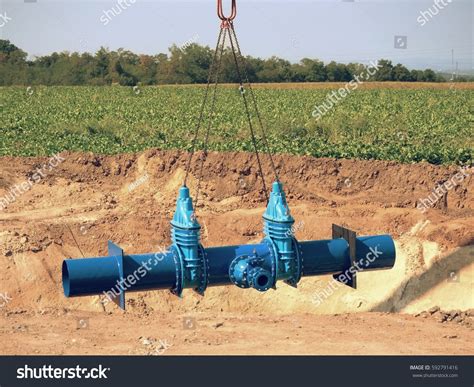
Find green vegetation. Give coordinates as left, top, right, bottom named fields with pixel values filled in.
left=1, top=85, right=472, bottom=165
left=1, top=39, right=470, bottom=86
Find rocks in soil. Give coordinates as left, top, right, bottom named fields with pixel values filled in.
left=414, top=307, right=473, bottom=327
left=30, top=245, right=42, bottom=253
left=428, top=306, right=440, bottom=314
left=140, top=337, right=153, bottom=346
left=101, top=194, right=118, bottom=209
left=138, top=336, right=171, bottom=355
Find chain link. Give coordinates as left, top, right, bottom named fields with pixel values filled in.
left=184, top=19, right=282, bottom=208
left=229, top=22, right=281, bottom=182
left=194, top=28, right=229, bottom=208
left=184, top=27, right=225, bottom=187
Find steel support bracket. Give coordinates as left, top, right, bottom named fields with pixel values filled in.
left=107, top=241, right=126, bottom=309
left=332, top=224, right=357, bottom=289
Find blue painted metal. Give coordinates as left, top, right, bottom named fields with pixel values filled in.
left=62, top=182, right=396, bottom=310
left=107, top=241, right=125, bottom=309
left=169, top=186, right=206, bottom=296
left=262, top=181, right=301, bottom=287
left=229, top=253, right=273, bottom=291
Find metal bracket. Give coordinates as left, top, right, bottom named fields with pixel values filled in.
left=332, top=224, right=357, bottom=289
left=107, top=241, right=126, bottom=310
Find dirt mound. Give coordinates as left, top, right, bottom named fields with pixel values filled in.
left=0, top=150, right=472, bottom=355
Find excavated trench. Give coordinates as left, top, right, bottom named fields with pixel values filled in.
left=0, top=150, right=472, bottom=354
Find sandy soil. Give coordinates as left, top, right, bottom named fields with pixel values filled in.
left=0, top=149, right=472, bottom=355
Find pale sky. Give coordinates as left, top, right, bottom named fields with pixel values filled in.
left=1, top=0, right=472, bottom=73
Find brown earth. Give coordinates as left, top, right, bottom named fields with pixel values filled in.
left=0, top=150, right=472, bottom=355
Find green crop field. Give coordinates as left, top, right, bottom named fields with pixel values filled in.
left=1, top=85, right=472, bottom=165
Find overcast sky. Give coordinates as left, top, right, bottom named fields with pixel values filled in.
left=1, top=0, right=472, bottom=73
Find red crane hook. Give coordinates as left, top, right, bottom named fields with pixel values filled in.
left=217, top=0, right=237, bottom=23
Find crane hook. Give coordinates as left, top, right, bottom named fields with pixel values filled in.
left=217, top=0, right=237, bottom=25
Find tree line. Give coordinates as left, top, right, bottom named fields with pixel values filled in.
left=0, top=39, right=470, bottom=86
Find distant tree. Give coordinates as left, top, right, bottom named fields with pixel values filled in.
left=117, top=48, right=139, bottom=65
left=163, top=43, right=212, bottom=84
left=291, top=58, right=326, bottom=82
left=256, top=56, right=292, bottom=82
left=90, top=47, right=111, bottom=84
left=0, top=40, right=27, bottom=64
left=392, top=63, right=413, bottom=81
left=325, top=61, right=351, bottom=82
left=0, top=39, right=451, bottom=85
left=137, top=54, right=157, bottom=85
left=218, top=49, right=238, bottom=83
left=115, top=61, right=138, bottom=86
left=373, top=59, right=394, bottom=81
left=346, top=62, right=366, bottom=79
left=0, top=40, right=28, bottom=84
left=410, top=69, right=425, bottom=82
left=243, top=56, right=261, bottom=83
left=422, top=69, right=437, bottom=82
left=153, top=53, right=169, bottom=84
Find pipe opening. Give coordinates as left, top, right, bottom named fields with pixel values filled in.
left=62, top=260, right=70, bottom=297
left=256, top=274, right=269, bottom=288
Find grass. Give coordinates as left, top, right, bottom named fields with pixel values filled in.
left=0, top=84, right=472, bottom=165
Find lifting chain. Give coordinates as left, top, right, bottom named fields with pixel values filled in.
left=184, top=0, right=281, bottom=209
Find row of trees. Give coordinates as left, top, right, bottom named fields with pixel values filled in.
left=0, top=39, right=469, bottom=86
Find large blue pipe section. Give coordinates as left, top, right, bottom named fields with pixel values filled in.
left=62, top=182, right=396, bottom=309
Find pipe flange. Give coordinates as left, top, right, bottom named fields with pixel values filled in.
left=229, top=254, right=253, bottom=288
left=262, top=238, right=278, bottom=288
left=249, top=267, right=272, bottom=292
left=195, top=244, right=208, bottom=295
left=285, top=237, right=302, bottom=287
left=229, top=254, right=273, bottom=292
left=170, top=246, right=184, bottom=297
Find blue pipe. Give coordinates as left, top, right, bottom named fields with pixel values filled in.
left=61, top=182, right=396, bottom=309
left=299, top=235, right=396, bottom=276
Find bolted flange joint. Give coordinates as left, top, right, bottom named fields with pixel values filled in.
left=229, top=255, right=273, bottom=292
